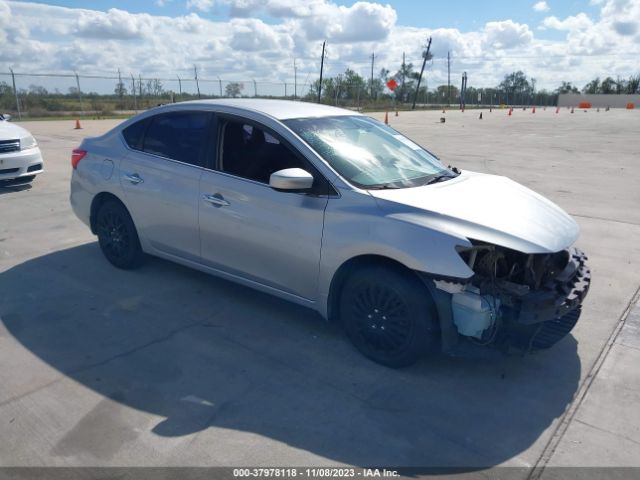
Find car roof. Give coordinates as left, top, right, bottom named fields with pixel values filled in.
left=175, top=98, right=359, bottom=120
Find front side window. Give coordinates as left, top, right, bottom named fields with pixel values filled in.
left=284, top=115, right=454, bottom=189
left=142, top=112, right=210, bottom=166
left=220, top=120, right=306, bottom=184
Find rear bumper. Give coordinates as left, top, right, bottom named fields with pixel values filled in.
left=0, top=147, right=44, bottom=180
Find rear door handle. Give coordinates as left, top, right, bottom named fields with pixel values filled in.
left=124, top=173, right=144, bottom=185
left=203, top=193, right=230, bottom=207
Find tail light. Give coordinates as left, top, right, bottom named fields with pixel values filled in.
left=71, top=149, right=87, bottom=169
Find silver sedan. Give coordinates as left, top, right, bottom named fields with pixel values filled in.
left=70, top=99, right=590, bottom=367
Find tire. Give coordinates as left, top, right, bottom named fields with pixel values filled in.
left=95, top=200, right=144, bottom=270
left=339, top=266, right=438, bottom=368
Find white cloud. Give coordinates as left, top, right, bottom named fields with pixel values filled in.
left=533, top=1, right=550, bottom=12
left=186, top=0, right=215, bottom=12
left=483, top=20, right=533, bottom=48
left=1, top=0, right=639, bottom=94
left=542, top=13, right=593, bottom=31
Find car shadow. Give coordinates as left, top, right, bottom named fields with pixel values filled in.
left=0, top=180, right=32, bottom=194
left=1, top=243, right=581, bottom=468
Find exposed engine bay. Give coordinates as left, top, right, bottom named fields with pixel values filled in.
left=434, top=242, right=591, bottom=352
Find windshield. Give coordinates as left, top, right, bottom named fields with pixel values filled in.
left=284, top=115, right=452, bottom=189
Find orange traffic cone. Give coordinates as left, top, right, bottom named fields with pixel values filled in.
left=532, top=106, right=536, bottom=113
left=555, top=106, right=559, bottom=114
left=384, top=112, right=389, bottom=124
left=508, top=108, right=512, bottom=116
left=74, top=119, right=82, bottom=129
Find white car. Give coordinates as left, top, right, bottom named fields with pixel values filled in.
left=0, top=114, right=44, bottom=184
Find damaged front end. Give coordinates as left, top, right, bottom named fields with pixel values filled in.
left=432, top=242, right=591, bottom=353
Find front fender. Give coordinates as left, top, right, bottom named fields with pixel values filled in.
left=317, top=190, right=473, bottom=318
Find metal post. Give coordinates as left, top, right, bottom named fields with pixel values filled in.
left=284, top=82, right=287, bottom=98
left=74, top=71, right=84, bottom=115
left=131, top=73, right=137, bottom=113
left=318, top=41, right=326, bottom=103
left=370, top=52, right=375, bottom=99
left=216, top=76, right=223, bottom=97
left=294, top=58, right=297, bottom=100
left=253, top=79, right=257, bottom=97
left=447, top=51, right=451, bottom=107
left=177, top=75, right=182, bottom=96
left=9, top=68, right=21, bottom=120
left=193, top=65, right=200, bottom=99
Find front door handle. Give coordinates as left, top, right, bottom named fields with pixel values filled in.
left=203, top=193, right=230, bottom=207
left=125, top=173, right=144, bottom=185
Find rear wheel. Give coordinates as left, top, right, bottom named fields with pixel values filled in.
left=339, top=266, right=438, bottom=368
left=96, top=200, right=144, bottom=269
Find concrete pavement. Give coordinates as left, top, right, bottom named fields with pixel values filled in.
left=1, top=107, right=639, bottom=473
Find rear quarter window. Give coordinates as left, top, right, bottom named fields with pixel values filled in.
left=122, top=118, right=149, bottom=151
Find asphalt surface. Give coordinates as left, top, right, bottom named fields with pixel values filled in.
left=1, top=107, right=639, bottom=473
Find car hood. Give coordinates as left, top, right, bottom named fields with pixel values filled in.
left=368, top=170, right=579, bottom=254
left=0, top=121, right=31, bottom=141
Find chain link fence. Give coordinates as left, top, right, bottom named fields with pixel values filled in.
left=0, top=70, right=562, bottom=119
left=0, top=71, right=322, bottom=119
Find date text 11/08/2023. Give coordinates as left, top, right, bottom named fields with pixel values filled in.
left=232, top=468, right=400, bottom=478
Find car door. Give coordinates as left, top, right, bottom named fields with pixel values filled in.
left=120, top=111, right=212, bottom=262
left=198, top=116, right=329, bottom=301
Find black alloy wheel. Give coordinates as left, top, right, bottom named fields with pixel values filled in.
left=340, top=266, right=438, bottom=368
left=96, top=200, right=144, bottom=269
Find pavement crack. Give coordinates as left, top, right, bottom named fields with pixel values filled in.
left=570, top=213, right=640, bottom=227
left=574, top=419, right=640, bottom=447
left=527, top=283, right=640, bottom=479
left=66, top=321, right=209, bottom=376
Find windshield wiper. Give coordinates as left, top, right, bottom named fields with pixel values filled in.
left=366, top=183, right=403, bottom=190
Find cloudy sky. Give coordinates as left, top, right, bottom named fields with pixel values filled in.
left=1, top=0, right=639, bottom=94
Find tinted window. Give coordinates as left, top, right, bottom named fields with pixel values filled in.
left=122, top=118, right=149, bottom=150
left=142, top=112, right=210, bottom=166
left=220, top=120, right=305, bottom=184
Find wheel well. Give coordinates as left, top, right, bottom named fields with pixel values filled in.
left=90, top=192, right=126, bottom=234
left=327, top=255, right=427, bottom=323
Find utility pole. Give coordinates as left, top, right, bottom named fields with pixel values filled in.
left=370, top=52, right=375, bottom=99
left=294, top=58, right=297, bottom=100
left=117, top=69, right=123, bottom=102
left=401, top=52, right=406, bottom=102
left=459, top=72, right=467, bottom=110
left=317, top=41, right=326, bottom=103
left=412, top=37, right=432, bottom=110
left=9, top=68, right=21, bottom=120
left=74, top=71, right=84, bottom=115
left=176, top=75, right=182, bottom=96
left=447, top=51, right=451, bottom=107
left=130, top=73, right=137, bottom=113
left=193, top=65, right=200, bottom=99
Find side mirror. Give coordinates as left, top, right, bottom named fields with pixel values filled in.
left=269, top=168, right=314, bottom=191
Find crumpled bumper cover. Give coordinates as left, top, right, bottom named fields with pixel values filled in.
left=513, top=248, right=590, bottom=325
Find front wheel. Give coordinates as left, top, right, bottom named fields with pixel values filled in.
left=96, top=200, right=144, bottom=270
left=339, top=266, right=439, bottom=368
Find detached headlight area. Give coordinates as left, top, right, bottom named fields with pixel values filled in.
left=433, top=242, right=591, bottom=352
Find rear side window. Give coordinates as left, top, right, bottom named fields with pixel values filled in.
left=122, top=118, right=149, bottom=150
left=142, top=112, right=210, bottom=166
